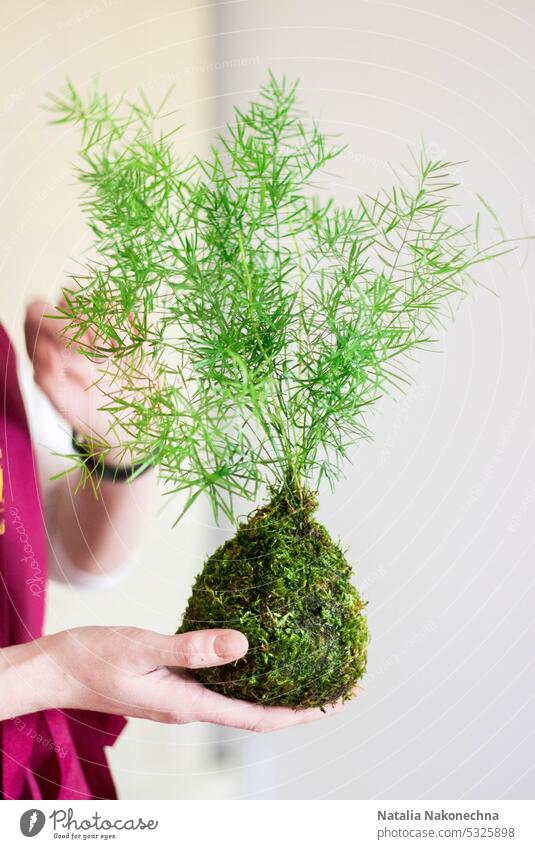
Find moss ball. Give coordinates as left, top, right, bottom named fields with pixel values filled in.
left=177, top=489, right=368, bottom=708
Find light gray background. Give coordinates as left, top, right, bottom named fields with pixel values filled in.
left=212, top=0, right=535, bottom=800
left=1, top=0, right=534, bottom=800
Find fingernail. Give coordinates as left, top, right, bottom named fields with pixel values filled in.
left=214, top=631, right=248, bottom=658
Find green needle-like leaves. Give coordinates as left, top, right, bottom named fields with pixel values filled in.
left=48, top=73, right=506, bottom=522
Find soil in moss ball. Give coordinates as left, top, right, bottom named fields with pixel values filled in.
left=177, top=489, right=369, bottom=708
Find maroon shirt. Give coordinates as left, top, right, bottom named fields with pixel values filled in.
left=0, top=324, right=125, bottom=799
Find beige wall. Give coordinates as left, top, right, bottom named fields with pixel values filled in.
left=214, top=0, right=535, bottom=800
left=1, top=0, right=216, bottom=347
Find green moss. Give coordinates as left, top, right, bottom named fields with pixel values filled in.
left=178, top=488, right=368, bottom=708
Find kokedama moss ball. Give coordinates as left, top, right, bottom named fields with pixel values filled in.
left=178, top=489, right=369, bottom=708
left=55, top=78, right=498, bottom=706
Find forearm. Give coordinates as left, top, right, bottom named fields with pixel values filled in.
left=0, top=636, right=64, bottom=721
left=52, top=469, right=155, bottom=576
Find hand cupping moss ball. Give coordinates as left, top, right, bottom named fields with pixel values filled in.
left=50, top=74, right=506, bottom=709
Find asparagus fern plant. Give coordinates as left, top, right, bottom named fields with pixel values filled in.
left=48, top=75, right=505, bottom=707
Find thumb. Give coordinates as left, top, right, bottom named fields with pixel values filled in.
left=142, top=629, right=249, bottom=670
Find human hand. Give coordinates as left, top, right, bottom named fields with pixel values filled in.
left=46, top=626, right=349, bottom=732
left=24, top=298, right=147, bottom=464
left=25, top=298, right=112, bottom=438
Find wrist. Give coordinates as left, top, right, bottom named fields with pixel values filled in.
left=0, top=634, right=71, bottom=720
left=72, top=432, right=154, bottom=483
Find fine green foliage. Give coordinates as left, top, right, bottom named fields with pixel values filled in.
left=49, top=75, right=507, bottom=707
left=47, top=74, right=503, bottom=521
left=179, top=489, right=368, bottom=707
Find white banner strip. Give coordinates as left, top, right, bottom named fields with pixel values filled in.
left=1, top=799, right=534, bottom=848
